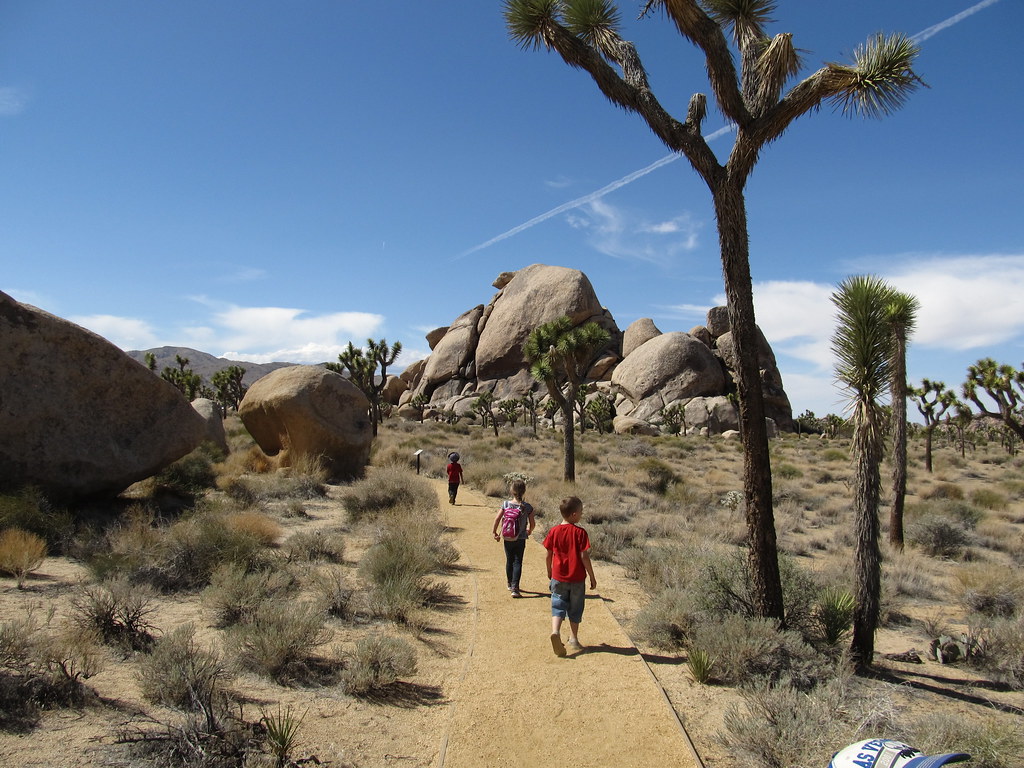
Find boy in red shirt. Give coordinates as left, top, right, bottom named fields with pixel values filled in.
left=446, top=452, right=464, bottom=505
left=542, top=495, right=597, bottom=657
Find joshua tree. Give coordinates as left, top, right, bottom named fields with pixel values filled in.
left=524, top=316, right=610, bottom=481
left=962, top=358, right=1024, bottom=442
left=328, top=339, right=402, bottom=436
left=831, top=275, right=896, bottom=669
left=161, top=354, right=202, bottom=401
left=472, top=391, right=500, bottom=437
left=884, top=291, right=919, bottom=552
left=498, top=398, right=522, bottom=427
left=910, top=379, right=958, bottom=473
left=212, top=365, right=247, bottom=414
left=504, top=0, right=923, bottom=625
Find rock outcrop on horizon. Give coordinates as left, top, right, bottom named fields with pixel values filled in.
left=0, top=290, right=208, bottom=501
left=238, top=366, right=373, bottom=480
left=400, top=265, right=793, bottom=434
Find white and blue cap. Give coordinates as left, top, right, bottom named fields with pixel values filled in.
left=448, top=452, right=459, bottom=462
left=829, top=739, right=970, bottom=768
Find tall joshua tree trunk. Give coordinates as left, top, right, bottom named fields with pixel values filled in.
left=713, top=179, right=783, bottom=621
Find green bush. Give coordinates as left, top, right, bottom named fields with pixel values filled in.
left=137, top=623, right=228, bottom=711
left=691, top=615, right=832, bottom=690
left=203, top=563, right=296, bottom=627
left=339, top=634, right=418, bottom=695
left=0, top=486, right=74, bottom=554
left=153, top=447, right=219, bottom=494
left=775, top=463, right=804, bottom=480
left=637, top=458, right=677, bottom=495
left=971, top=488, right=1008, bottom=511
left=226, top=601, right=330, bottom=682
left=632, top=587, right=696, bottom=650
left=813, top=587, right=855, bottom=647
left=908, top=516, right=972, bottom=559
left=925, top=482, right=965, bottom=501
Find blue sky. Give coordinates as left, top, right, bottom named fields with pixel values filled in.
left=3, top=0, right=1022, bottom=420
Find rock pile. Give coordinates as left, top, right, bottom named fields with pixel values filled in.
left=396, top=265, right=793, bottom=435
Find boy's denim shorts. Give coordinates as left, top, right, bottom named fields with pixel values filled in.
left=550, top=579, right=586, bottom=623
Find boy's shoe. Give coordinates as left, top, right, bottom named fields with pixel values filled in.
left=511, top=589, right=522, bottom=598
left=567, top=638, right=583, bottom=652
left=550, top=633, right=566, bottom=657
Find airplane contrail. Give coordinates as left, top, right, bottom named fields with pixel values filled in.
left=911, top=0, right=1000, bottom=43
left=458, top=1, right=999, bottom=259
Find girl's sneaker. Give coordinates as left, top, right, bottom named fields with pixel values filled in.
left=511, top=589, right=522, bottom=598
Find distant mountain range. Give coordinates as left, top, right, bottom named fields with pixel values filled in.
left=127, top=347, right=308, bottom=386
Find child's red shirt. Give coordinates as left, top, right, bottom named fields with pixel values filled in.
left=446, top=462, right=463, bottom=484
left=543, top=523, right=591, bottom=583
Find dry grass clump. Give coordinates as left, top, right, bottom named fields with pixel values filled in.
left=903, top=711, right=1024, bottom=768
left=137, top=623, right=229, bottom=711
left=222, top=511, right=283, bottom=547
left=954, top=562, right=1024, bottom=618
left=0, top=528, right=47, bottom=587
left=339, top=634, right=418, bottom=695
left=340, top=466, right=424, bottom=523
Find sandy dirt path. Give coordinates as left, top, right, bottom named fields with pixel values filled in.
left=435, top=480, right=702, bottom=768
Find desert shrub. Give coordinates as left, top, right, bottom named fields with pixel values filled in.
left=925, top=482, right=965, bottom=501
left=226, top=601, right=330, bottom=682
left=955, top=564, right=1023, bottom=618
left=774, top=463, right=803, bottom=480
left=637, top=457, right=677, bottom=495
left=70, top=578, right=156, bottom=652
left=312, top=569, right=356, bottom=620
left=720, top=664, right=889, bottom=768
left=588, top=522, right=638, bottom=562
left=620, top=543, right=706, bottom=593
left=0, top=528, right=47, bottom=587
left=967, top=615, right=1024, bottom=690
left=223, top=512, right=282, bottom=547
left=632, top=587, right=697, bottom=650
left=691, top=615, right=831, bottom=690
left=153, top=446, right=219, bottom=494
left=360, top=530, right=438, bottom=621
left=908, top=515, right=972, bottom=559
left=339, top=634, right=418, bottom=695
left=687, top=647, right=715, bottom=684
left=261, top=705, right=306, bottom=767
left=137, top=623, right=228, bottom=711
left=141, top=507, right=272, bottom=591
left=904, top=711, right=1024, bottom=768
left=693, top=549, right=820, bottom=638
left=971, top=488, right=1008, bottom=511
left=822, top=448, right=848, bottom=462
left=341, top=467, right=428, bottom=523
left=203, top=563, right=296, bottom=627
left=0, top=613, right=103, bottom=729
left=285, top=529, right=346, bottom=563
left=0, top=486, right=74, bottom=554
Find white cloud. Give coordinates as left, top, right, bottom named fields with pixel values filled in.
left=885, top=254, right=1024, bottom=350
left=0, top=86, right=28, bottom=116
left=70, top=314, right=160, bottom=350
left=545, top=175, right=573, bottom=189
left=569, top=200, right=701, bottom=264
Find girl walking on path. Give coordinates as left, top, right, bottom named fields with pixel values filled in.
left=491, top=478, right=535, bottom=598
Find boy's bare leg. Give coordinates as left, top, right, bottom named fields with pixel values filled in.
left=550, top=616, right=566, bottom=657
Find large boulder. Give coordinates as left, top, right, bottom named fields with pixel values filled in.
left=715, top=329, right=794, bottom=431
left=191, top=398, right=229, bottom=454
left=611, top=332, right=726, bottom=403
left=238, top=366, right=372, bottom=480
left=419, top=306, right=484, bottom=398
left=474, top=265, right=613, bottom=380
left=0, top=291, right=207, bottom=500
left=622, top=317, right=662, bottom=358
